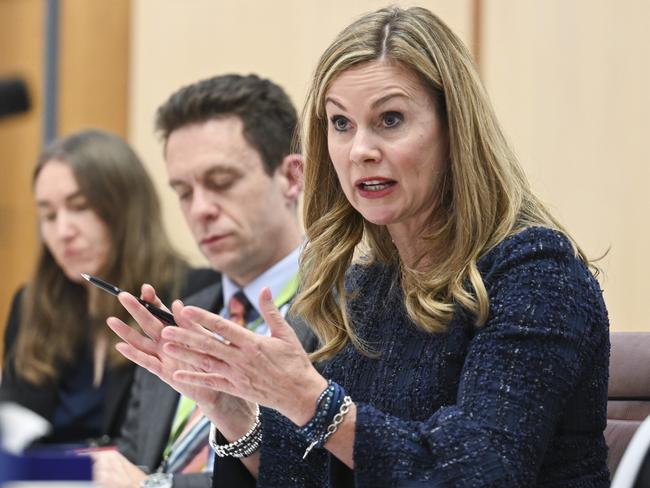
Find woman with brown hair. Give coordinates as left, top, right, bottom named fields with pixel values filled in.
left=1, top=129, right=214, bottom=446
left=109, top=6, right=610, bottom=486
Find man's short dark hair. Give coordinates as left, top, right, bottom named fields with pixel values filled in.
left=155, top=74, right=298, bottom=175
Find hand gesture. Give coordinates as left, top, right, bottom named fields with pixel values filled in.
left=106, top=284, right=244, bottom=420
left=161, top=287, right=328, bottom=426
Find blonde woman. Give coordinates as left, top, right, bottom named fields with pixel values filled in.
left=110, top=7, right=610, bottom=487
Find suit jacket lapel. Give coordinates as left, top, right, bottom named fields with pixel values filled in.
left=183, top=281, right=223, bottom=312
left=141, top=375, right=180, bottom=469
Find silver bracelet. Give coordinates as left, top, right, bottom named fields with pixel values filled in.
left=323, top=396, right=353, bottom=444
left=209, top=403, right=262, bottom=458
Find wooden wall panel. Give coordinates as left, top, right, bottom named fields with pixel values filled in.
left=58, top=0, right=130, bottom=137
left=0, top=0, right=43, bottom=358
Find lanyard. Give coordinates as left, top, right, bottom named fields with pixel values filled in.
left=160, top=273, right=300, bottom=467
left=244, top=273, right=299, bottom=333
left=161, top=395, right=196, bottom=464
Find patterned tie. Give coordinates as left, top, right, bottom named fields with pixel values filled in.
left=164, top=403, right=211, bottom=473
left=228, top=290, right=252, bottom=327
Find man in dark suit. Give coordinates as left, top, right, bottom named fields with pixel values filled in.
left=92, top=74, right=318, bottom=488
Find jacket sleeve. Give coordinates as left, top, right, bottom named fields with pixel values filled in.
left=350, top=232, right=609, bottom=487
left=0, top=288, right=57, bottom=420
left=172, top=472, right=213, bottom=488
left=3, top=287, right=23, bottom=360
left=211, top=449, right=256, bottom=487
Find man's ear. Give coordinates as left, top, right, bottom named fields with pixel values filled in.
left=276, top=153, right=303, bottom=203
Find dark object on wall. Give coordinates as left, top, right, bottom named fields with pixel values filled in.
left=0, top=78, right=30, bottom=119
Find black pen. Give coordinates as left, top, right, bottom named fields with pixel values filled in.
left=81, top=273, right=176, bottom=325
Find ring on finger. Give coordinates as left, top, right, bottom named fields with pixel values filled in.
left=212, top=331, right=231, bottom=346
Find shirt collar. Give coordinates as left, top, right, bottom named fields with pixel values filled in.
left=221, top=245, right=301, bottom=318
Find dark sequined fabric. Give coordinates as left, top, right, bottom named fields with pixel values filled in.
left=257, top=227, right=610, bottom=487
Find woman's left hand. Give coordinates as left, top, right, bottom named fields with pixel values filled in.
left=161, top=287, right=328, bottom=426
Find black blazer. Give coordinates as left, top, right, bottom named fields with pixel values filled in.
left=0, top=268, right=218, bottom=446
left=118, top=280, right=319, bottom=488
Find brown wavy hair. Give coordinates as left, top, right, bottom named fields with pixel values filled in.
left=11, top=130, right=187, bottom=385
left=293, top=6, right=589, bottom=361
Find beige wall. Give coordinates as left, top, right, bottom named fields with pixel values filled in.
left=481, top=0, right=649, bottom=331
left=129, top=0, right=648, bottom=331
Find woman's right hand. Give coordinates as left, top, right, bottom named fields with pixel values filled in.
left=109, top=285, right=261, bottom=477
left=106, top=285, right=254, bottom=430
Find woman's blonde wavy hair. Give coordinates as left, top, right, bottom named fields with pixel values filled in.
left=293, top=6, right=590, bottom=362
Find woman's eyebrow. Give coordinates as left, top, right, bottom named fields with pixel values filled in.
left=65, top=191, right=85, bottom=202
left=325, top=97, right=346, bottom=111
left=325, top=91, right=409, bottom=111
left=370, top=91, right=409, bottom=109
left=36, top=190, right=84, bottom=207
